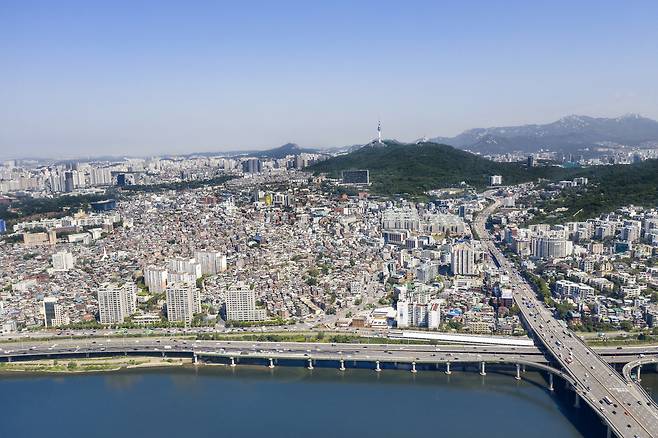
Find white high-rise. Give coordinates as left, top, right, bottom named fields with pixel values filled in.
left=225, top=285, right=266, bottom=322
left=52, top=251, right=74, bottom=271
left=451, top=242, right=477, bottom=276
left=166, top=284, right=201, bottom=323
left=194, top=250, right=227, bottom=275
left=144, top=266, right=168, bottom=293
left=167, top=257, right=202, bottom=279
left=97, top=283, right=137, bottom=324
left=167, top=271, right=197, bottom=286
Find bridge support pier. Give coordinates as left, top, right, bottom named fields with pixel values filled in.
left=268, top=358, right=274, bottom=369
left=522, top=364, right=526, bottom=373
left=230, top=357, right=236, bottom=367
left=480, top=361, right=486, bottom=376
left=307, top=359, right=314, bottom=370
left=375, top=361, right=381, bottom=372
left=7, top=357, right=11, bottom=363
left=515, top=363, right=521, bottom=380
left=573, top=393, right=580, bottom=409
left=606, top=425, right=611, bottom=438
left=445, top=362, right=451, bottom=375
left=636, top=365, right=642, bottom=382
left=339, top=359, right=345, bottom=371
left=193, top=354, right=198, bottom=365
left=548, top=373, right=554, bottom=391
left=411, top=362, right=417, bottom=373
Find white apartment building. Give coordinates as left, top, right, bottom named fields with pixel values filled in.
left=97, top=283, right=137, bottom=324
left=168, top=257, right=202, bottom=279
left=144, top=266, right=168, bottom=293
left=166, top=284, right=201, bottom=323
left=531, top=235, right=572, bottom=259
left=225, top=285, right=266, bottom=322
left=167, top=271, right=197, bottom=286
left=52, top=251, right=74, bottom=271
left=451, top=242, right=477, bottom=276
left=193, top=250, right=227, bottom=275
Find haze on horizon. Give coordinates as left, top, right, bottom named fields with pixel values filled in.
left=2, top=0, right=658, bottom=160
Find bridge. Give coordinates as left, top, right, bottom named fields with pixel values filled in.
left=0, top=337, right=575, bottom=386
left=0, top=337, right=651, bottom=382
left=474, top=196, right=658, bottom=438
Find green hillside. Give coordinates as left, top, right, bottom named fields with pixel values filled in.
left=309, top=141, right=568, bottom=196
left=310, top=141, right=658, bottom=220
left=530, top=159, right=658, bottom=223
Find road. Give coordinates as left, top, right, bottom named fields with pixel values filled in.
left=474, top=196, right=658, bottom=438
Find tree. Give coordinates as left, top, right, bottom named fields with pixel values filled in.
left=619, top=320, right=633, bottom=332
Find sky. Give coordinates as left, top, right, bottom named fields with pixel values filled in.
left=2, top=0, right=658, bottom=159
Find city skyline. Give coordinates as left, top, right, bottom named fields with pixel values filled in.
left=2, top=0, right=658, bottom=158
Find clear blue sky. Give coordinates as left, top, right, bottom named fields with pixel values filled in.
left=2, top=0, right=658, bottom=158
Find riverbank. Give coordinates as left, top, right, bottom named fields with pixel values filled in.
left=0, top=356, right=192, bottom=374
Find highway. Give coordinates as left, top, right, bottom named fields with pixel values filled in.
left=475, top=196, right=658, bottom=438
left=0, top=336, right=651, bottom=360
left=0, top=337, right=574, bottom=383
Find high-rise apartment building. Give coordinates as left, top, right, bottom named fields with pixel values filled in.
left=97, top=283, right=137, bottom=324
left=167, top=257, right=202, bottom=279
left=193, top=250, right=227, bottom=275
left=144, top=266, right=168, bottom=293
left=165, top=284, right=201, bottom=323
left=225, top=285, right=266, bottom=322
left=451, top=242, right=476, bottom=276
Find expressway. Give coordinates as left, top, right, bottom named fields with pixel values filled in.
left=0, top=337, right=574, bottom=384
left=0, top=336, right=652, bottom=363
left=475, top=197, right=658, bottom=438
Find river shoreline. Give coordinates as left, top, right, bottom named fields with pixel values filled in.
left=0, top=356, right=195, bottom=374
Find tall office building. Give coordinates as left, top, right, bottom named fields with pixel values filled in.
left=194, top=250, right=227, bottom=275
left=43, top=297, right=67, bottom=327
left=64, top=171, right=74, bottom=192
left=166, top=284, right=201, bottom=323
left=225, top=285, right=266, bottom=322
left=451, top=242, right=477, bottom=276
left=97, top=283, right=137, bottom=324
left=144, top=266, right=168, bottom=293
left=52, top=251, right=74, bottom=271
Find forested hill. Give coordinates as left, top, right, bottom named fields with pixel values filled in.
left=530, top=158, right=658, bottom=223
left=309, top=141, right=568, bottom=195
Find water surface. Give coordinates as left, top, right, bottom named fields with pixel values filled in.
left=0, top=366, right=587, bottom=438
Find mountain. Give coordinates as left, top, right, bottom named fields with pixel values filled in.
left=430, top=114, right=658, bottom=154
left=253, top=143, right=320, bottom=159
left=308, top=141, right=568, bottom=196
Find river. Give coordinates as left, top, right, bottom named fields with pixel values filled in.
left=0, top=365, right=614, bottom=438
